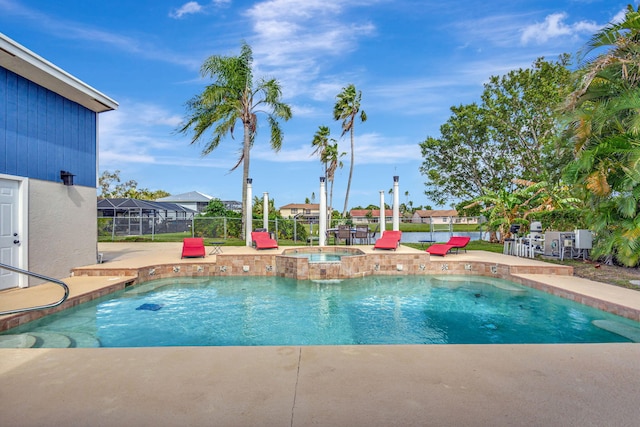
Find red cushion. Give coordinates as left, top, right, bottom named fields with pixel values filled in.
left=251, top=232, right=278, bottom=249
left=373, top=231, right=402, bottom=250
left=426, top=244, right=454, bottom=256
left=447, top=236, right=470, bottom=248
left=182, top=238, right=205, bottom=258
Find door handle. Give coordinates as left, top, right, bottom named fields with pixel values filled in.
left=13, top=240, right=20, bottom=244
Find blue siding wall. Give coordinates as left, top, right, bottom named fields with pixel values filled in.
left=0, top=66, right=97, bottom=187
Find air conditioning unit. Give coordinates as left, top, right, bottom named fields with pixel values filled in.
left=574, top=230, right=593, bottom=249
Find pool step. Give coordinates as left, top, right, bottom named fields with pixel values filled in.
left=0, top=334, right=38, bottom=348
left=30, top=332, right=73, bottom=348
left=0, top=331, right=102, bottom=348
left=592, top=320, right=640, bottom=343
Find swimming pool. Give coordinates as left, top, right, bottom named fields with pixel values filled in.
left=1, top=275, right=639, bottom=347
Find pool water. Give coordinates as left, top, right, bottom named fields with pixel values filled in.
left=286, top=252, right=350, bottom=262
left=2, top=275, right=639, bottom=347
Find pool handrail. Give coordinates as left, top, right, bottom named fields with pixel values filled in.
left=0, top=262, right=70, bottom=315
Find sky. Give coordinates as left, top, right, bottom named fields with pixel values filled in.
left=0, top=0, right=634, bottom=211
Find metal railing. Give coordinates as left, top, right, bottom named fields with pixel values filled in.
left=0, top=262, right=70, bottom=316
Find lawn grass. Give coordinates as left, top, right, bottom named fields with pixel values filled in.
left=403, top=240, right=503, bottom=253
left=101, top=229, right=503, bottom=254
left=99, top=222, right=483, bottom=243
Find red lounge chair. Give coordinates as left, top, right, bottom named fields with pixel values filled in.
left=182, top=237, right=205, bottom=258
left=426, top=244, right=454, bottom=256
left=426, top=236, right=471, bottom=256
left=373, top=230, right=402, bottom=250
left=251, top=231, right=278, bottom=250
left=448, top=236, right=471, bottom=253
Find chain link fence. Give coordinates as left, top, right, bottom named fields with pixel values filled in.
left=98, top=216, right=321, bottom=242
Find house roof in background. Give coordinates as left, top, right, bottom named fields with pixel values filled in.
left=97, top=198, right=197, bottom=213
left=157, top=191, right=213, bottom=203
left=414, top=209, right=458, bottom=217
left=279, top=203, right=320, bottom=210
left=350, top=209, right=393, bottom=217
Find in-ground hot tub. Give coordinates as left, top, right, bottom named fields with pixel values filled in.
left=282, top=247, right=363, bottom=263
left=278, top=247, right=366, bottom=280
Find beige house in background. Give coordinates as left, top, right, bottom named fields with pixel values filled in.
left=349, top=209, right=393, bottom=224
left=279, top=203, right=320, bottom=223
left=411, top=209, right=479, bottom=225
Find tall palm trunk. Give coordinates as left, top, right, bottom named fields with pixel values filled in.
left=343, top=127, right=354, bottom=216
left=241, top=123, right=251, bottom=241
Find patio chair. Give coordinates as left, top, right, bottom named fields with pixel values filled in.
left=337, top=225, right=352, bottom=245
left=426, top=236, right=471, bottom=256
left=251, top=231, right=279, bottom=250
left=355, top=225, right=370, bottom=244
left=182, top=237, right=206, bottom=258
left=373, top=230, right=402, bottom=250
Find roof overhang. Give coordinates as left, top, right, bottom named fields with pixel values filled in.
left=0, top=32, right=118, bottom=113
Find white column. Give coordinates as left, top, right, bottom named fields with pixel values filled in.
left=319, top=177, right=327, bottom=246
left=392, top=175, right=400, bottom=231
left=263, top=192, right=269, bottom=231
left=245, top=178, right=253, bottom=247
left=379, top=190, right=386, bottom=237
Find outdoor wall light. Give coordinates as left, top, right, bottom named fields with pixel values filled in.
left=60, top=170, right=75, bottom=186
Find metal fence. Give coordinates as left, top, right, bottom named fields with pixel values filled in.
left=97, top=215, right=483, bottom=242
left=98, top=216, right=327, bottom=242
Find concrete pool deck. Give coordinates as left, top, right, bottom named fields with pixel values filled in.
left=1, top=243, right=640, bottom=426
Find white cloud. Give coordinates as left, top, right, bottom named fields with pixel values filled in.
left=244, top=0, right=377, bottom=98
left=253, top=132, right=419, bottom=166
left=99, top=102, right=190, bottom=167
left=450, top=13, right=529, bottom=48
left=521, top=12, right=600, bottom=45
left=169, top=2, right=204, bottom=19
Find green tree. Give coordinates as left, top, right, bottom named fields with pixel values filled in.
left=482, top=56, right=574, bottom=183
left=420, top=103, right=510, bottom=205
left=98, top=170, right=169, bottom=200
left=324, top=142, right=345, bottom=215
left=464, top=179, right=580, bottom=243
left=201, top=198, right=228, bottom=217
left=178, top=42, right=292, bottom=239
left=334, top=84, right=367, bottom=216
left=252, top=196, right=278, bottom=219
left=311, top=125, right=345, bottom=215
left=420, top=57, right=573, bottom=206
left=311, top=125, right=333, bottom=177
left=197, top=198, right=241, bottom=238
left=562, top=5, right=640, bottom=266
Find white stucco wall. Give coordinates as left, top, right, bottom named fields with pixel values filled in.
left=28, top=179, right=97, bottom=284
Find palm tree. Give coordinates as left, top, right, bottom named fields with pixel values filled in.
left=322, top=141, right=345, bottom=217
left=311, top=125, right=333, bottom=177
left=465, top=179, right=579, bottom=243
left=563, top=5, right=640, bottom=266
left=179, top=42, right=292, bottom=239
left=334, top=84, right=367, bottom=216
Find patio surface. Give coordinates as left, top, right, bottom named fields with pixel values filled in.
left=1, top=242, right=639, bottom=426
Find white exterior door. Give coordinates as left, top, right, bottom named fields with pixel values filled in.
left=0, top=178, right=20, bottom=290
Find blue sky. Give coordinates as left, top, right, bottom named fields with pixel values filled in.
left=0, top=0, right=633, bottom=210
